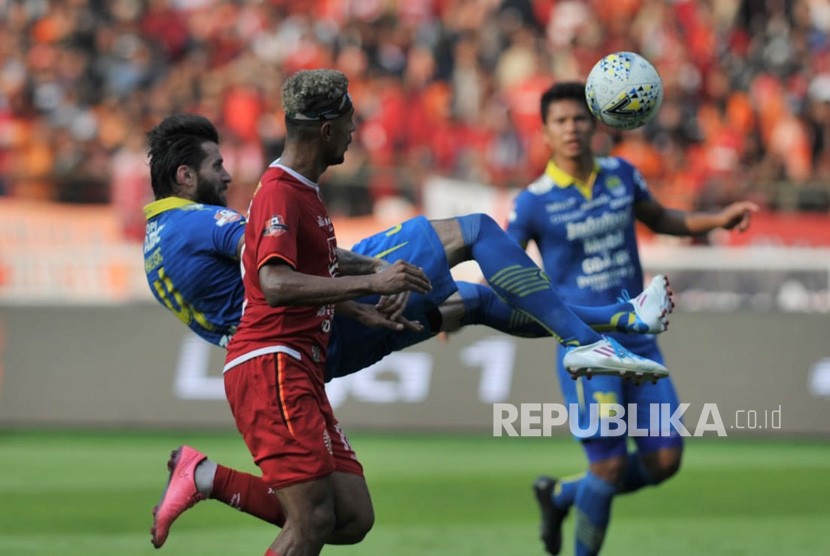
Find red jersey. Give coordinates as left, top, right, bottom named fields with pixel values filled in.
left=225, top=162, right=337, bottom=374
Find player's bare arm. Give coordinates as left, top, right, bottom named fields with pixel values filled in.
left=335, top=300, right=424, bottom=332
left=334, top=247, right=385, bottom=275
left=635, top=198, right=758, bottom=236
left=258, top=259, right=431, bottom=307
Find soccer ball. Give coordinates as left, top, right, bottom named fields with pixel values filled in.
left=584, top=51, right=663, bottom=130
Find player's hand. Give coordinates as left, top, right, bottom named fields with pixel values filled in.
left=375, top=291, right=410, bottom=322
left=371, top=259, right=431, bottom=295
left=719, top=201, right=758, bottom=232
left=341, top=300, right=424, bottom=332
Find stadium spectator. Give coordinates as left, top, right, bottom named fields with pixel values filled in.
left=0, top=0, right=827, bottom=228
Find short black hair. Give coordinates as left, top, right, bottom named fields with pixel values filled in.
left=540, top=81, right=589, bottom=123
left=147, top=113, right=219, bottom=200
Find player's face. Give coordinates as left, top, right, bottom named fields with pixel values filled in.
left=194, top=142, right=232, bottom=206
left=324, top=107, right=356, bottom=166
left=543, top=99, right=594, bottom=160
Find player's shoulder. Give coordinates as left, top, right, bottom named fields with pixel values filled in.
left=177, top=203, right=245, bottom=229
left=597, top=155, right=636, bottom=174
left=523, top=172, right=557, bottom=196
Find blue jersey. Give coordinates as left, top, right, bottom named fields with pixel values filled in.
left=508, top=157, right=682, bottom=453
left=507, top=156, right=653, bottom=350
left=144, top=197, right=245, bottom=347
left=143, top=204, right=456, bottom=381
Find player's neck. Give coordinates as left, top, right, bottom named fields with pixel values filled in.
left=279, top=143, right=326, bottom=184
left=552, top=153, right=594, bottom=183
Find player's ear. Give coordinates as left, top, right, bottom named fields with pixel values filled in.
left=174, top=164, right=195, bottom=197
left=320, top=121, right=333, bottom=141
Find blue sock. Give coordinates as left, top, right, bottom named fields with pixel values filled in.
left=573, top=472, right=617, bottom=556
left=619, top=452, right=657, bottom=494
left=456, top=214, right=599, bottom=346
left=551, top=473, right=582, bottom=510
left=456, top=281, right=546, bottom=337
left=456, top=281, right=641, bottom=336
left=568, top=302, right=642, bottom=333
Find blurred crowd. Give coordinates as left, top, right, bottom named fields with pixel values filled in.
left=1, top=0, right=829, bottom=240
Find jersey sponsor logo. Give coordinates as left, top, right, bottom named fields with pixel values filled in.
left=144, top=247, right=163, bottom=272
left=263, top=214, right=288, bottom=237
left=604, top=176, right=626, bottom=197
left=316, top=215, right=332, bottom=229
left=144, top=221, right=165, bottom=254
left=544, top=198, right=578, bottom=213
left=565, top=210, right=628, bottom=241
left=214, top=209, right=242, bottom=227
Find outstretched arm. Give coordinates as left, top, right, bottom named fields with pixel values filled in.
left=635, top=198, right=758, bottom=236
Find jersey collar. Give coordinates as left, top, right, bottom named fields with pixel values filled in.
left=270, top=158, right=320, bottom=192
left=544, top=158, right=601, bottom=201
left=143, top=197, right=196, bottom=220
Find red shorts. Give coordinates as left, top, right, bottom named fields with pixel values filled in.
left=224, top=350, right=363, bottom=489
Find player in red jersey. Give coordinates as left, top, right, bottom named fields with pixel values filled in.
left=222, top=69, right=432, bottom=556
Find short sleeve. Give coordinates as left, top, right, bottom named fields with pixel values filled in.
left=252, top=184, right=301, bottom=271
left=630, top=165, right=653, bottom=205
left=505, top=190, right=536, bottom=247
left=209, top=208, right=246, bottom=259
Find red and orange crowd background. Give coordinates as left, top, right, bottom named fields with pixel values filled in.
left=1, top=0, right=828, bottom=246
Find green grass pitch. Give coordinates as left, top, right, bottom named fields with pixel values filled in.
left=1, top=430, right=828, bottom=555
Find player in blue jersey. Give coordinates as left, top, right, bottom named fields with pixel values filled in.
left=143, top=115, right=671, bottom=382
left=508, top=82, right=758, bottom=556
left=144, top=112, right=673, bottom=549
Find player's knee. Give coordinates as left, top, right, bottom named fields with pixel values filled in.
left=455, top=213, right=498, bottom=244
left=649, top=452, right=682, bottom=484
left=589, top=456, right=627, bottom=485
left=339, top=507, right=375, bottom=544
left=303, top=503, right=337, bottom=542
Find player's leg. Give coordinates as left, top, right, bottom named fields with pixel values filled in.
left=264, top=473, right=373, bottom=554
left=430, top=214, right=667, bottom=378
left=431, top=215, right=599, bottom=346
left=268, top=478, right=335, bottom=555
left=324, top=418, right=375, bottom=544
left=619, top=363, right=684, bottom=494
left=151, top=442, right=373, bottom=548
left=533, top=349, right=628, bottom=556
left=451, top=277, right=671, bottom=337
left=336, top=215, right=667, bottom=379
left=151, top=447, right=286, bottom=548
left=328, top=472, right=375, bottom=543
left=223, top=353, right=355, bottom=555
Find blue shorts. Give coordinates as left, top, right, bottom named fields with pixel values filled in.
left=325, top=216, right=457, bottom=380
left=556, top=335, right=684, bottom=461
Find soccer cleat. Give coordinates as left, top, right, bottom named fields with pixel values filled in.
left=619, top=274, right=674, bottom=334
left=151, top=445, right=207, bottom=549
left=533, top=475, right=568, bottom=555
left=563, top=336, right=669, bottom=381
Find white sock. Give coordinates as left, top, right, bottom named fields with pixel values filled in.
left=193, top=459, right=217, bottom=496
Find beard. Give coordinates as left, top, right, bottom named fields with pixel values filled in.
left=195, top=179, right=227, bottom=206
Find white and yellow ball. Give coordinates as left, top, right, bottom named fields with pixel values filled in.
left=585, top=51, right=664, bottom=130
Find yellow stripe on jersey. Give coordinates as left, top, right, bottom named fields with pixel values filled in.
left=374, top=242, right=409, bottom=260
left=544, top=159, right=601, bottom=201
